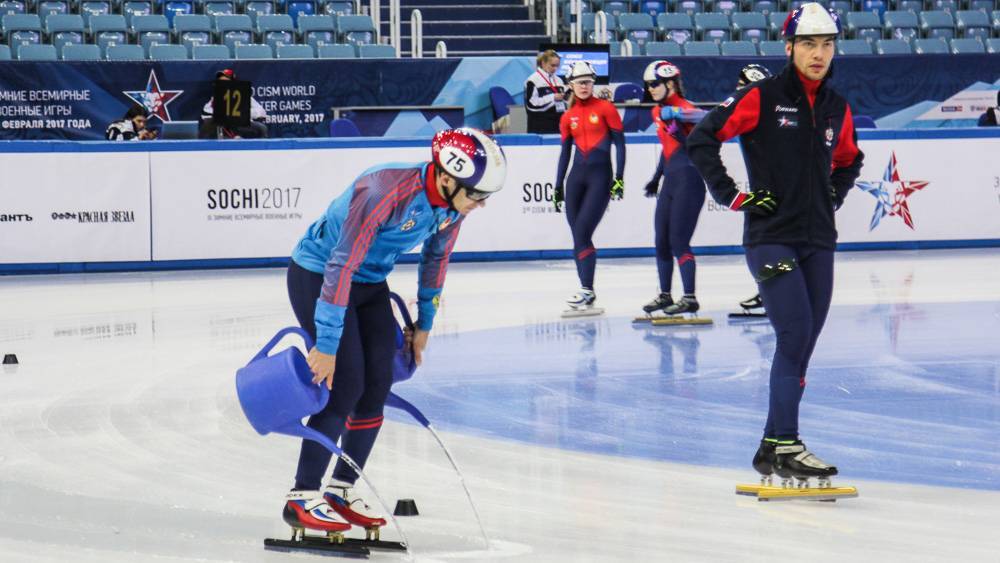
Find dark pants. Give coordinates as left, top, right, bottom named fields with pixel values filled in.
left=654, top=164, right=705, bottom=295
left=287, top=261, right=395, bottom=489
left=198, top=118, right=268, bottom=139
left=565, top=161, right=612, bottom=290
left=745, top=245, right=834, bottom=440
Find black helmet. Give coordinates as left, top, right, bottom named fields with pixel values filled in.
left=737, top=64, right=772, bottom=88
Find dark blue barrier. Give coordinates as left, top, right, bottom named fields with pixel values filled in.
left=1, top=54, right=998, bottom=141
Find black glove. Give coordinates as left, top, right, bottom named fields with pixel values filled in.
left=644, top=179, right=659, bottom=198
left=553, top=184, right=564, bottom=213
left=731, top=189, right=777, bottom=217
left=831, top=188, right=844, bottom=211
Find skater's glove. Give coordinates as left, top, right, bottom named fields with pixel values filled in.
left=660, top=105, right=683, bottom=121
left=644, top=179, right=659, bottom=198
left=610, top=177, right=624, bottom=201
left=730, top=189, right=777, bottom=217
left=830, top=187, right=844, bottom=211
left=553, top=184, right=564, bottom=213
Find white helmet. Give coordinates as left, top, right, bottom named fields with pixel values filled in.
left=643, top=60, right=680, bottom=83
left=782, top=2, right=842, bottom=37
left=565, top=61, right=597, bottom=83
left=431, top=127, right=506, bottom=195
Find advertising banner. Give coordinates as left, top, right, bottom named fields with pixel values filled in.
left=0, top=152, right=151, bottom=263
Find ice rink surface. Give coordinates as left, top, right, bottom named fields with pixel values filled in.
left=1, top=249, right=998, bottom=562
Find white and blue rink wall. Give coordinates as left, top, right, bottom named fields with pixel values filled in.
left=1, top=129, right=998, bottom=271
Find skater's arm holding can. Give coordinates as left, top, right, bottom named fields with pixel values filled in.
left=414, top=216, right=464, bottom=365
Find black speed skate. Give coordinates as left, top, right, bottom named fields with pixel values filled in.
left=729, top=293, right=767, bottom=319
left=662, top=295, right=699, bottom=315
left=752, top=439, right=777, bottom=486
left=773, top=441, right=838, bottom=488
left=642, top=293, right=673, bottom=314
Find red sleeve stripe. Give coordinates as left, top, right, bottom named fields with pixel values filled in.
left=432, top=222, right=462, bottom=288
left=715, top=88, right=760, bottom=142
left=729, top=192, right=747, bottom=210
left=333, top=176, right=423, bottom=304
left=832, top=105, right=859, bottom=170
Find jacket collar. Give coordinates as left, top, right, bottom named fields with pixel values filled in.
left=779, top=62, right=832, bottom=105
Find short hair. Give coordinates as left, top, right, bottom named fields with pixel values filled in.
left=124, top=104, right=148, bottom=120
left=536, top=49, right=559, bottom=67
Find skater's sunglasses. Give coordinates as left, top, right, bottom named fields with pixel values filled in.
left=460, top=184, right=492, bottom=202
left=645, top=80, right=667, bottom=89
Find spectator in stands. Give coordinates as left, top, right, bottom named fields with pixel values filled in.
left=199, top=69, right=269, bottom=139
left=105, top=104, right=157, bottom=141
left=524, top=49, right=567, bottom=134
left=977, top=91, right=999, bottom=127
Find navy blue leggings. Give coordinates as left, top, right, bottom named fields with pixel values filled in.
left=744, top=245, right=834, bottom=440
left=655, top=164, right=705, bottom=295
left=287, top=261, right=395, bottom=489
left=565, top=162, right=611, bottom=289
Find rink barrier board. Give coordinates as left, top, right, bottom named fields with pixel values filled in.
left=1, top=129, right=998, bottom=274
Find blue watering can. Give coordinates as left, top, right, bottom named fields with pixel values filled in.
left=388, top=292, right=417, bottom=384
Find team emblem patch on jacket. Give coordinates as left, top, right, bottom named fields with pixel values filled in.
left=825, top=127, right=835, bottom=146
left=589, top=113, right=599, bottom=124
left=400, top=219, right=415, bottom=231
left=777, top=115, right=798, bottom=128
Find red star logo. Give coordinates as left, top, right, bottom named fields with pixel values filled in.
left=123, top=70, right=183, bottom=123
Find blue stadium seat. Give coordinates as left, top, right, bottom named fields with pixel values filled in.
left=681, top=39, right=720, bottom=54
left=993, top=10, right=1000, bottom=36
left=17, top=42, right=56, bottom=58
left=757, top=39, right=786, bottom=55
left=79, top=1, right=110, bottom=26
left=214, top=13, right=253, bottom=54
left=693, top=12, right=730, bottom=41
left=316, top=42, right=354, bottom=57
left=919, top=10, right=955, bottom=39
left=256, top=13, right=293, bottom=48
left=875, top=38, right=911, bottom=53
left=638, top=0, right=666, bottom=17
left=861, top=0, right=887, bottom=17
left=912, top=37, right=948, bottom=52
left=708, top=0, right=740, bottom=14
left=644, top=40, right=682, bottom=54
left=846, top=11, right=882, bottom=41
left=767, top=11, right=787, bottom=38
left=161, top=1, right=193, bottom=27
left=244, top=0, right=274, bottom=25
left=828, top=0, right=852, bottom=17
left=617, top=13, right=656, bottom=48
left=730, top=11, right=767, bottom=42
left=358, top=43, right=394, bottom=58
left=2, top=14, right=42, bottom=49
left=36, top=1, right=68, bottom=26
left=275, top=42, right=312, bottom=58
left=954, top=10, right=991, bottom=39
left=88, top=14, right=126, bottom=54
left=148, top=42, right=187, bottom=59
left=286, top=1, right=315, bottom=25
left=0, top=1, right=25, bottom=17
left=337, top=14, right=374, bottom=45
left=891, top=0, right=921, bottom=12
left=203, top=0, right=234, bottom=16
left=61, top=42, right=101, bottom=59
left=131, top=14, right=170, bottom=54
left=608, top=39, right=621, bottom=55
left=297, top=13, right=335, bottom=48
left=0, top=43, right=10, bottom=58
left=986, top=37, right=1000, bottom=54
left=234, top=42, right=272, bottom=58
left=172, top=14, right=211, bottom=53
left=882, top=11, right=919, bottom=41
left=963, top=0, right=992, bottom=11
left=320, top=0, right=351, bottom=16
left=949, top=37, right=984, bottom=52
left=106, top=43, right=144, bottom=59
left=838, top=38, right=874, bottom=53
left=191, top=43, right=230, bottom=58
left=328, top=117, right=360, bottom=137
left=927, top=0, right=958, bottom=13
left=45, top=14, right=84, bottom=54
left=121, top=1, right=152, bottom=26
left=656, top=12, right=693, bottom=44
left=673, top=0, right=704, bottom=15
left=603, top=0, right=628, bottom=18
left=750, top=0, right=777, bottom=16
left=720, top=39, right=756, bottom=54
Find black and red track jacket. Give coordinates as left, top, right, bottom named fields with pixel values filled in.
left=687, top=64, right=864, bottom=250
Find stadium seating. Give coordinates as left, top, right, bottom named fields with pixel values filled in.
left=62, top=42, right=100, bottom=59
left=876, top=38, right=912, bottom=53
left=720, top=39, right=756, bottom=54
left=644, top=40, right=682, bottom=55
left=949, top=36, right=984, bottom=52
left=656, top=12, right=693, bottom=44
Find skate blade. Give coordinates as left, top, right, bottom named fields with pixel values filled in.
left=264, top=537, right=370, bottom=558
left=735, top=483, right=859, bottom=502
left=562, top=307, right=604, bottom=318
left=649, top=316, right=712, bottom=326
left=727, top=311, right=767, bottom=319
left=344, top=538, right=407, bottom=551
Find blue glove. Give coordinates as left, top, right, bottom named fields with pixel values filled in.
left=660, top=106, right=683, bottom=121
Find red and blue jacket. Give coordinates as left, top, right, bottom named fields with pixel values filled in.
left=555, top=95, right=626, bottom=187
left=650, top=93, right=706, bottom=178
left=292, top=162, right=462, bottom=354
left=687, top=64, right=863, bottom=249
